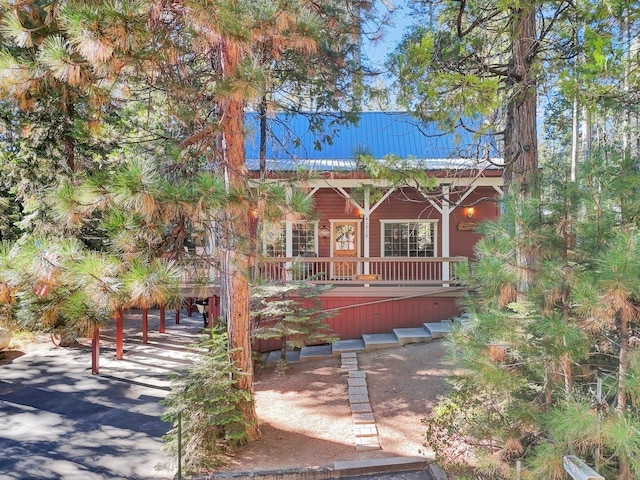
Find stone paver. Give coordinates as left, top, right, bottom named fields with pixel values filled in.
left=340, top=364, right=358, bottom=371
left=422, top=322, right=453, bottom=338
left=348, top=377, right=367, bottom=387
left=356, top=437, right=382, bottom=451
left=299, top=344, right=333, bottom=361
left=332, top=339, right=366, bottom=353
left=351, top=402, right=373, bottom=413
left=349, top=394, right=370, bottom=404
left=349, top=386, right=368, bottom=396
left=341, top=351, right=381, bottom=452
left=352, top=412, right=376, bottom=424
left=354, top=424, right=378, bottom=437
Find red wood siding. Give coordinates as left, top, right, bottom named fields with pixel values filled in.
left=312, top=186, right=499, bottom=260
left=256, top=185, right=499, bottom=352
left=313, top=189, right=362, bottom=257
left=369, top=188, right=439, bottom=257
left=449, top=188, right=500, bottom=259
left=257, top=294, right=461, bottom=352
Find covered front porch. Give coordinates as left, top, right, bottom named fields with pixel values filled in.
left=180, top=254, right=469, bottom=351
left=90, top=254, right=467, bottom=373
left=183, top=254, right=468, bottom=289
left=259, top=255, right=467, bottom=286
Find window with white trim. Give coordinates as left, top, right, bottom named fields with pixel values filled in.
left=263, top=221, right=317, bottom=256
left=381, top=221, right=436, bottom=257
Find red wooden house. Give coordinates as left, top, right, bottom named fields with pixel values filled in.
left=244, top=112, right=503, bottom=346
left=89, top=112, right=504, bottom=374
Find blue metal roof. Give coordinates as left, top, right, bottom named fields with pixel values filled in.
left=244, top=111, right=501, bottom=171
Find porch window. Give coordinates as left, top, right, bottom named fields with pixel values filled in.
left=264, top=221, right=317, bottom=256
left=381, top=221, right=436, bottom=257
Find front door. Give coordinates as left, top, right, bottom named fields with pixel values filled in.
left=332, top=221, right=359, bottom=279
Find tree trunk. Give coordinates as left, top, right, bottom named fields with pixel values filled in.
left=617, top=313, right=628, bottom=413
left=503, top=4, right=538, bottom=297
left=259, top=95, right=267, bottom=180
left=617, top=311, right=630, bottom=478
left=220, top=38, right=260, bottom=441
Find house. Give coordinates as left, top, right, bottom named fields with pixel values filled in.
left=244, top=111, right=503, bottom=349
left=90, top=111, right=503, bottom=374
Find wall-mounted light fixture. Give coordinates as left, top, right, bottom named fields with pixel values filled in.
left=318, top=225, right=331, bottom=239
left=464, top=207, right=475, bottom=218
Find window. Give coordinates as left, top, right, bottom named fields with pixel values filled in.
left=382, top=221, right=436, bottom=257
left=264, top=221, right=317, bottom=256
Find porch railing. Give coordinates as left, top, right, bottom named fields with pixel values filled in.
left=178, top=255, right=467, bottom=288
left=257, top=256, right=467, bottom=286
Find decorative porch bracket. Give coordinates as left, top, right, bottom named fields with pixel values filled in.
left=336, top=185, right=396, bottom=275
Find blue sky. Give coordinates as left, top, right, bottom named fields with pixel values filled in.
left=364, top=0, right=414, bottom=69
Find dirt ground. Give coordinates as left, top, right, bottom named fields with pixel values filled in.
left=1, top=332, right=460, bottom=473
left=0, top=331, right=54, bottom=365
left=221, top=340, right=461, bottom=472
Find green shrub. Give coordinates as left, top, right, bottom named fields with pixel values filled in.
left=161, top=328, right=252, bottom=473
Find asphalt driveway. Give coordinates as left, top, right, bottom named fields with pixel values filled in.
left=0, top=312, right=204, bottom=480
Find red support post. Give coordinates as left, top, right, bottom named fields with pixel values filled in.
left=159, top=307, right=166, bottom=333
left=175, top=307, right=180, bottom=325
left=116, top=308, right=124, bottom=360
left=142, top=307, right=148, bottom=344
left=207, top=296, right=215, bottom=328
left=91, top=327, right=100, bottom=375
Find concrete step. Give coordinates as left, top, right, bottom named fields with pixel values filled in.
left=393, top=327, right=433, bottom=345
left=299, top=344, right=333, bottom=362
left=263, top=349, right=301, bottom=364
left=332, top=339, right=366, bottom=354
left=423, top=322, right=454, bottom=338
left=452, top=316, right=473, bottom=332
left=362, top=333, right=399, bottom=350
left=261, top=316, right=459, bottom=365
left=333, top=456, right=431, bottom=476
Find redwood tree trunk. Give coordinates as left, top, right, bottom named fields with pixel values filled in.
left=220, top=39, right=260, bottom=440
left=504, top=4, right=538, bottom=297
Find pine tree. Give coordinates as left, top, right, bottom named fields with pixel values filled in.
left=390, top=2, right=640, bottom=478
left=252, top=281, right=337, bottom=368
left=0, top=0, right=359, bottom=445
left=0, top=0, right=124, bottom=236
left=161, top=328, right=252, bottom=473
left=389, top=1, right=583, bottom=294
left=133, top=0, right=358, bottom=437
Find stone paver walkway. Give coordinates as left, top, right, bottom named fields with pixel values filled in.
left=340, top=352, right=381, bottom=451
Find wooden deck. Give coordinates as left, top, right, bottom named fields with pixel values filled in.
left=177, top=255, right=468, bottom=347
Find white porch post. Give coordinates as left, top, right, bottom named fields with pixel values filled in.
left=363, top=187, right=370, bottom=275
left=285, top=186, right=293, bottom=280
left=442, top=184, right=451, bottom=284
left=207, top=218, right=217, bottom=282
